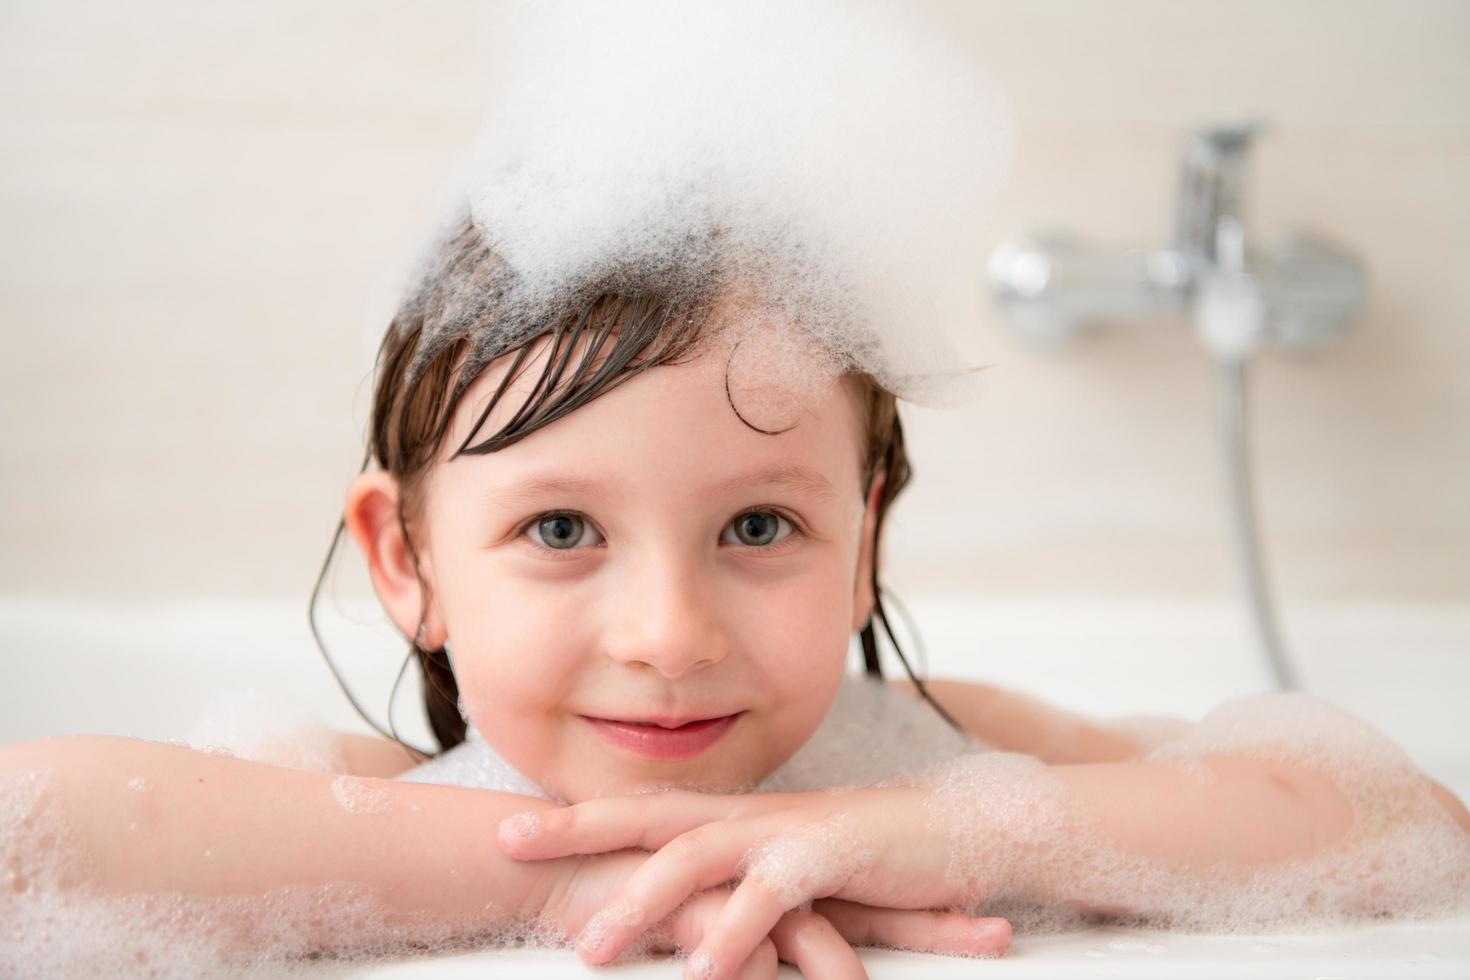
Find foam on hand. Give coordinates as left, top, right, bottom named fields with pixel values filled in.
left=402, top=0, right=1015, bottom=410
left=743, top=812, right=878, bottom=909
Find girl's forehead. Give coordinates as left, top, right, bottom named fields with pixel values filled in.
left=441, top=322, right=864, bottom=489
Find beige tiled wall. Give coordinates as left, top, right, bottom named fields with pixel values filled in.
left=1, top=1, right=1465, bottom=600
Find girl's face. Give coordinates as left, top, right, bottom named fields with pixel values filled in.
left=413, top=323, right=882, bottom=802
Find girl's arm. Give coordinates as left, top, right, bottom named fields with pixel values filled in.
left=0, top=734, right=575, bottom=953
left=1057, top=752, right=1470, bottom=866
left=896, top=677, right=1470, bottom=839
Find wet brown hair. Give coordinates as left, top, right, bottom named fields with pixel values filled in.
left=310, top=214, right=959, bottom=760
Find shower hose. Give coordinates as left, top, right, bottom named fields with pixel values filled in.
left=1216, top=358, right=1301, bottom=691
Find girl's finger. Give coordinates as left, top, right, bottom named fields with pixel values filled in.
left=727, top=936, right=779, bottom=980
left=767, top=908, right=867, bottom=980
left=812, top=898, right=1012, bottom=957
left=661, top=889, right=777, bottom=980
left=575, top=822, right=759, bottom=965
left=683, top=872, right=793, bottom=980
left=499, top=791, right=742, bottom=860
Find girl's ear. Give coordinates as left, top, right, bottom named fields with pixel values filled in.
left=343, top=471, right=446, bottom=648
left=851, top=470, right=887, bottom=633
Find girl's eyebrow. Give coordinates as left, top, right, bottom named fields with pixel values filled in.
left=487, top=464, right=838, bottom=508
left=707, top=464, right=839, bottom=502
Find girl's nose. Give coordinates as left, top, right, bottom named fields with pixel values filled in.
left=601, top=556, right=730, bottom=678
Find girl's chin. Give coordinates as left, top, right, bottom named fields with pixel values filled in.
left=580, top=775, right=761, bottom=801
left=556, top=757, right=768, bottom=801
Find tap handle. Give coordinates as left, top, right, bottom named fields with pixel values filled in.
left=1173, top=119, right=1269, bottom=273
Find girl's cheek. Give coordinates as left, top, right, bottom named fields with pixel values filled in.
left=454, top=592, right=586, bottom=713
left=757, top=573, right=850, bottom=702
left=778, top=568, right=854, bottom=652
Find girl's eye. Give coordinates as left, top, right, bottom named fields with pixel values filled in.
left=723, top=510, right=796, bottom=549
left=526, top=512, right=602, bottom=551
left=519, top=509, right=799, bottom=554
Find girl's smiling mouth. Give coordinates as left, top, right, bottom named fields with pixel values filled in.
left=582, top=712, right=745, bottom=760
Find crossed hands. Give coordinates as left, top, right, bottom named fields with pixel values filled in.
left=500, top=785, right=1011, bottom=980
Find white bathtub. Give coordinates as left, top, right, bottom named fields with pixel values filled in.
left=3, top=593, right=1468, bottom=977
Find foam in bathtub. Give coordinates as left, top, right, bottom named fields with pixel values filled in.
left=186, top=689, right=345, bottom=774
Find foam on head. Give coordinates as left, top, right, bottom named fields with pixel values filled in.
left=397, top=0, right=1013, bottom=411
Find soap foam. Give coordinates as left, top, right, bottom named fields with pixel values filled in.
left=397, top=0, right=1014, bottom=410
left=575, top=897, right=642, bottom=956
left=742, top=812, right=878, bottom=909
left=186, top=690, right=345, bottom=774
left=329, top=775, right=392, bottom=815
left=759, top=674, right=981, bottom=793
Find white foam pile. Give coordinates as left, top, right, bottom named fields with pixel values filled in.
left=403, top=0, right=1015, bottom=410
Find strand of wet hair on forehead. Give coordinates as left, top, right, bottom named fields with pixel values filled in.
left=721, top=328, right=797, bottom=437
left=451, top=334, right=536, bottom=457
left=456, top=295, right=608, bottom=455
left=450, top=294, right=700, bottom=459
left=496, top=310, right=596, bottom=443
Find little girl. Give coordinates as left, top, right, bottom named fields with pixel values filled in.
left=3, top=206, right=1469, bottom=980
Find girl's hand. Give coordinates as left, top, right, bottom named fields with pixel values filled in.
left=545, top=849, right=1009, bottom=980
left=505, top=787, right=1009, bottom=979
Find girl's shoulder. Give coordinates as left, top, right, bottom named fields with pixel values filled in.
left=758, top=673, right=986, bottom=793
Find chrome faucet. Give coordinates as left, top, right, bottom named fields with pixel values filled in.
left=987, top=119, right=1365, bottom=358
left=984, top=120, right=1369, bottom=692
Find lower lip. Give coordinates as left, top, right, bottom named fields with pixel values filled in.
left=583, top=713, right=742, bottom=760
